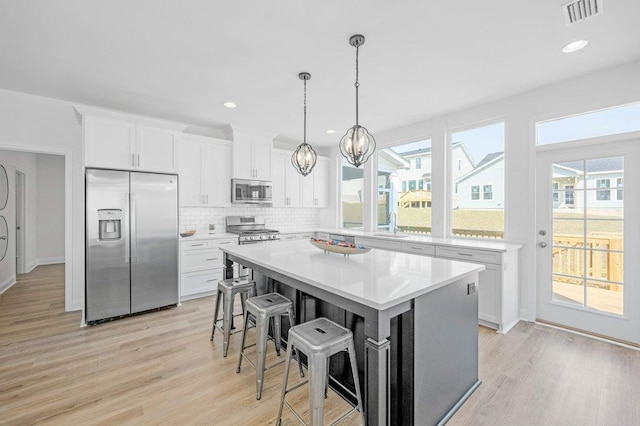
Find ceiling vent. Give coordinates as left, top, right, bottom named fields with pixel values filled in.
left=563, top=0, right=603, bottom=25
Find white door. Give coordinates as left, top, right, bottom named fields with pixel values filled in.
left=536, top=140, right=640, bottom=344
left=15, top=170, right=25, bottom=274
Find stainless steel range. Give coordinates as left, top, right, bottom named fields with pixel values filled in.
left=226, top=216, right=280, bottom=245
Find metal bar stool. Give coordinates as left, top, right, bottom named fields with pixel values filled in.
left=210, top=277, right=257, bottom=357
left=237, top=292, right=304, bottom=400
left=276, top=317, right=364, bottom=426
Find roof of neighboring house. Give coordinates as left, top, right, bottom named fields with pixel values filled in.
left=392, top=147, right=432, bottom=157
left=475, top=152, right=503, bottom=169
left=558, top=157, right=624, bottom=174
left=422, top=172, right=432, bottom=178
left=455, top=152, right=504, bottom=183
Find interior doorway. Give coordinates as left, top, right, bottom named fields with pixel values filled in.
left=15, top=170, right=25, bottom=274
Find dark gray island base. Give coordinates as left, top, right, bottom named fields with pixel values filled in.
left=222, top=242, right=482, bottom=425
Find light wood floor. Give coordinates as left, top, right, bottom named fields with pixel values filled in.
left=1, top=265, right=639, bottom=425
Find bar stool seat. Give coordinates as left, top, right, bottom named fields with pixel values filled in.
left=276, top=317, right=364, bottom=426
left=210, top=277, right=257, bottom=357
left=237, top=292, right=304, bottom=400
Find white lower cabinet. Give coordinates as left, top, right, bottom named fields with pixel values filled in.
left=180, top=238, right=237, bottom=300
left=353, top=235, right=519, bottom=334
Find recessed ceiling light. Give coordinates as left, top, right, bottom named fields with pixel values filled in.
left=562, top=40, right=589, bottom=53
left=326, top=129, right=336, bottom=134
left=223, top=101, right=237, bottom=108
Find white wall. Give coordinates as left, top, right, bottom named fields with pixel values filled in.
left=35, top=154, right=65, bottom=264
left=364, top=59, right=640, bottom=322
left=0, top=88, right=81, bottom=310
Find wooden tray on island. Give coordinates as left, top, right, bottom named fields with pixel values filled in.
left=309, top=238, right=371, bottom=256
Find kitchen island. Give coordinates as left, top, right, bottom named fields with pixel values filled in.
left=221, top=240, right=484, bottom=425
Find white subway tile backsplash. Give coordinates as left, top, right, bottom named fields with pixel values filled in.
left=179, top=206, right=320, bottom=233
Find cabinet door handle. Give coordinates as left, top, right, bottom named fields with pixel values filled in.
left=410, top=246, right=423, bottom=250
left=137, top=154, right=140, bottom=167
left=132, top=153, right=135, bottom=167
left=205, top=194, right=209, bottom=204
left=457, top=252, right=473, bottom=257
left=206, top=257, right=219, bottom=261
left=191, top=243, right=205, bottom=247
left=218, top=241, right=231, bottom=245
left=206, top=279, right=217, bottom=282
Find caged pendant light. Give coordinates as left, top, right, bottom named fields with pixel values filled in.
left=291, top=72, right=317, bottom=177
left=339, top=34, right=376, bottom=168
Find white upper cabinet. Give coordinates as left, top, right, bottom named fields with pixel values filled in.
left=76, top=105, right=186, bottom=173
left=225, top=125, right=275, bottom=180
left=179, top=134, right=232, bottom=207
left=302, top=157, right=330, bottom=208
left=272, top=149, right=302, bottom=207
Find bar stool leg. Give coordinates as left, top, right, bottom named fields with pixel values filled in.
left=308, top=352, right=328, bottom=426
left=287, top=311, right=305, bottom=379
left=210, top=289, right=222, bottom=341
left=222, top=290, right=234, bottom=357
left=275, top=341, right=295, bottom=426
left=255, top=312, right=269, bottom=400
left=347, top=340, right=365, bottom=423
left=273, top=315, right=282, bottom=356
left=236, top=309, right=250, bottom=374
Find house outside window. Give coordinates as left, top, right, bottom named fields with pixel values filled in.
left=596, top=179, right=611, bottom=201
left=565, top=185, right=574, bottom=205
left=427, top=182, right=432, bottom=191
left=617, top=178, right=623, bottom=200
left=552, top=182, right=559, bottom=202
left=471, top=185, right=480, bottom=200
left=376, top=139, right=432, bottom=234
left=483, top=184, right=493, bottom=200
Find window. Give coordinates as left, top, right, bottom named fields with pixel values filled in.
left=596, top=179, right=610, bottom=201
left=426, top=182, right=432, bottom=191
left=552, top=182, right=559, bottom=202
left=537, top=102, right=640, bottom=146
left=565, top=185, right=574, bottom=205
left=617, top=178, right=623, bottom=200
left=451, top=122, right=505, bottom=239
left=376, top=139, right=432, bottom=234
left=471, top=185, right=480, bottom=200
left=341, top=159, right=363, bottom=229
left=483, top=184, right=493, bottom=200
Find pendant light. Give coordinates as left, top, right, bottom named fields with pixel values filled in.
left=339, top=34, right=376, bottom=168
left=291, top=72, right=317, bottom=177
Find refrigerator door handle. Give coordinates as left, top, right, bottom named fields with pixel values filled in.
left=130, top=193, right=138, bottom=263
left=124, top=193, right=130, bottom=263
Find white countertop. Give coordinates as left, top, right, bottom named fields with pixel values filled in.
left=314, top=228, right=522, bottom=252
left=179, top=232, right=237, bottom=241
left=220, top=240, right=484, bottom=311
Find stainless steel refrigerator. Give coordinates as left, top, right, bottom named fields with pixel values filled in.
left=85, top=169, right=178, bottom=323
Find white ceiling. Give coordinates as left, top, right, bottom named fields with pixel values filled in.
left=1, top=1, right=639, bottom=147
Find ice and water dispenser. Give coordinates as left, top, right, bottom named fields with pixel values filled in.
left=97, top=209, right=122, bottom=241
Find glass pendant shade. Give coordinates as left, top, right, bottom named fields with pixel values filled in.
left=339, top=124, right=376, bottom=168
left=292, top=71, right=317, bottom=176
left=291, top=142, right=317, bottom=176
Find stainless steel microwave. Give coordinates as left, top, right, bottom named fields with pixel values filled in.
left=231, top=179, right=273, bottom=204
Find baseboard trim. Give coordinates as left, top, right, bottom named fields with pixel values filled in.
left=0, top=276, right=17, bottom=295
left=535, top=319, right=640, bottom=351
left=36, top=257, right=65, bottom=266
